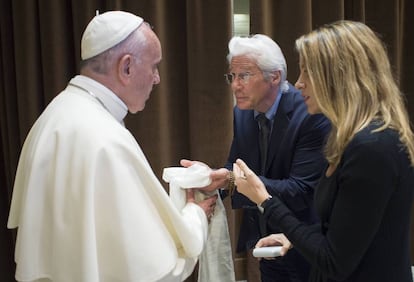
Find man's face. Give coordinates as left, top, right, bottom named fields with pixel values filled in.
left=228, top=55, right=277, bottom=113
left=127, top=27, right=162, bottom=113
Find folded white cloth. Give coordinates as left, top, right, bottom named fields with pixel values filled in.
left=163, top=164, right=235, bottom=282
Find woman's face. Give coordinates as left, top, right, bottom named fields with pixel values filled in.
left=295, top=61, right=321, bottom=114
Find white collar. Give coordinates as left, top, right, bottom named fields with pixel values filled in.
left=68, top=75, right=128, bottom=124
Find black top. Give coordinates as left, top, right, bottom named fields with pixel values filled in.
left=264, top=122, right=414, bottom=282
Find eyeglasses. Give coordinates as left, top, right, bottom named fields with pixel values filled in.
left=224, top=72, right=257, bottom=85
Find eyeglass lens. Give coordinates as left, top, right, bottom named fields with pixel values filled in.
left=224, top=72, right=254, bottom=84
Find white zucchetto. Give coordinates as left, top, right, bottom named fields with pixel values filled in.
left=81, top=11, right=144, bottom=60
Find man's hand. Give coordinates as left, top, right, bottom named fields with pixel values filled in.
left=180, top=159, right=230, bottom=192
left=186, top=189, right=218, bottom=222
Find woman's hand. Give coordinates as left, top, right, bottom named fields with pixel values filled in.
left=233, top=158, right=270, bottom=205
left=256, top=233, right=292, bottom=256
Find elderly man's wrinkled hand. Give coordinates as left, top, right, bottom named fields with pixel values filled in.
left=180, top=159, right=230, bottom=193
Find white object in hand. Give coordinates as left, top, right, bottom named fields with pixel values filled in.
left=253, top=246, right=282, bottom=258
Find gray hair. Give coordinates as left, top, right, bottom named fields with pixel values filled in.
left=81, top=25, right=148, bottom=74
left=227, top=34, right=289, bottom=92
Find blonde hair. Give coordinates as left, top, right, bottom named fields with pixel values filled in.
left=295, top=20, right=414, bottom=166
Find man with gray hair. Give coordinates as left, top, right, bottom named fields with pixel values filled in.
left=182, top=34, right=330, bottom=281
left=8, top=10, right=216, bottom=282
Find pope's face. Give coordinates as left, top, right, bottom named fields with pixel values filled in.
left=127, top=26, right=162, bottom=113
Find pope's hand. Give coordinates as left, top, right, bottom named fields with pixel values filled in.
left=186, top=189, right=217, bottom=222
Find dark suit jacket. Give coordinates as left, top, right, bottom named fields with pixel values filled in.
left=225, top=84, right=331, bottom=252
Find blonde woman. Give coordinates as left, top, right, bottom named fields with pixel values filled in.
left=234, top=20, right=414, bottom=282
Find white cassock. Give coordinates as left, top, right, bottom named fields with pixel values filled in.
left=7, top=75, right=208, bottom=282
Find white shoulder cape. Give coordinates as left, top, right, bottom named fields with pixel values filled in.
left=8, top=85, right=208, bottom=282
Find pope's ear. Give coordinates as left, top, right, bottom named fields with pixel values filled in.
left=118, top=54, right=133, bottom=84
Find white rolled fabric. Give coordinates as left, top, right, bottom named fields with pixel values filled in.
left=163, top=164, right=235, bottom=282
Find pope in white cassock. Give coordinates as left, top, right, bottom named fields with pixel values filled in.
left=7, top=11, right=217, bottom=282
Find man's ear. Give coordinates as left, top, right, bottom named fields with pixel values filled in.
left=270, top=70, right=281, bottom=86
left=118, top=54, right=133, bottom=85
